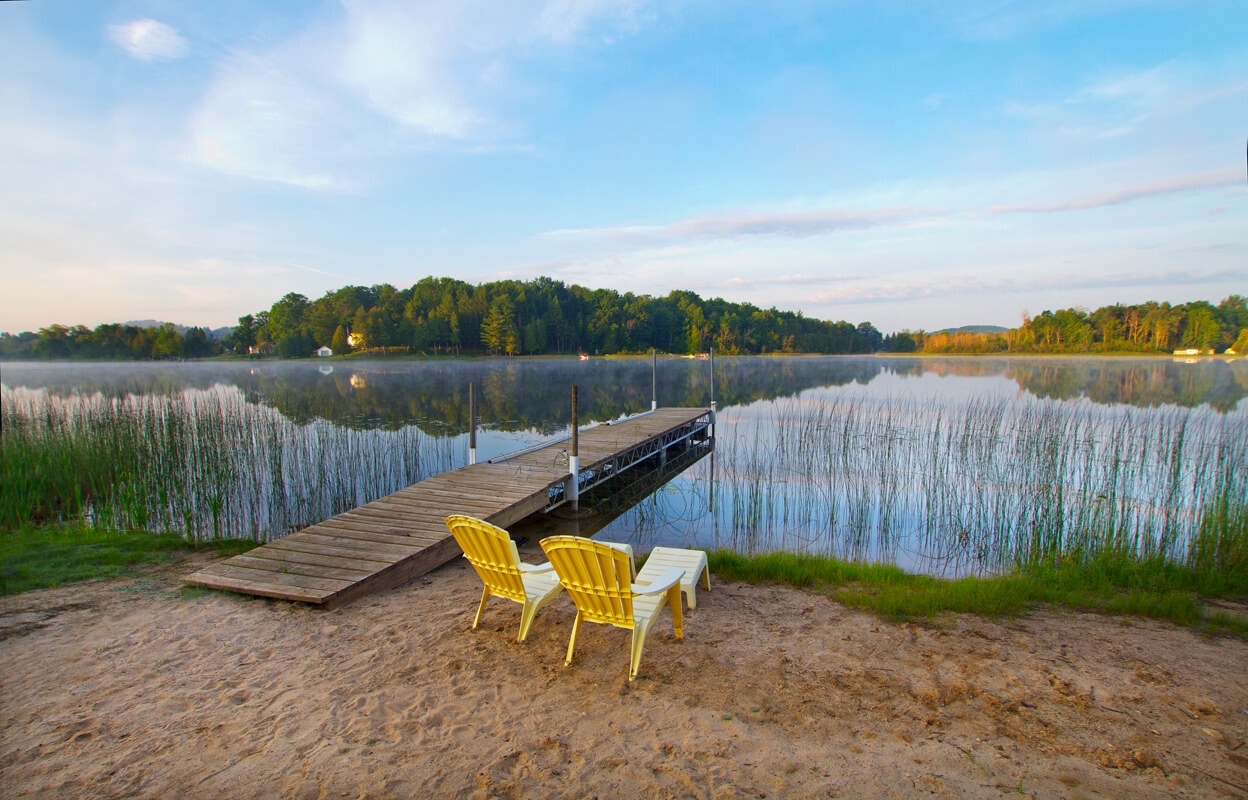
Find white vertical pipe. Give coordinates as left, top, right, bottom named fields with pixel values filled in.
left=468, top=382, right=477, bottom=465
left=709, top=347, right=716, bottom=436
left=568, top=384, right=579, bottom=510
left=651, top=347, right=657, bottom=411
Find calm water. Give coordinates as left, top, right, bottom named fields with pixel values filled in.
left=3, top=356, right=1246, bottom=575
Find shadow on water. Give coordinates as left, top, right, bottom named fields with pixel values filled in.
left=510, top=439, right=714, bottom=545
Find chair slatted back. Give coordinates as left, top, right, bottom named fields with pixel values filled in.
left=540, top=536, right=635, bottom=628
left=446, top=515, right=526, bottom=602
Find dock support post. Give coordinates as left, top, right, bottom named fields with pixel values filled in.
left=651, top=348, right=658, bottom=411
left=468, top=382, right=477, bottom=465
left=568, top=385, right=580, bottom=510
left=709, top=347, right=717, bottom=437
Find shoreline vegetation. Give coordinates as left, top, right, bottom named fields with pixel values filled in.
left=1, top=276, right=1244, bottom=361
left=2, top=524, right=1244, bottom=638
left=3, top=365, right=1245, bottom=631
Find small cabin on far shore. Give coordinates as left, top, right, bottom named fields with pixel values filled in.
left=316, top=345, right=333, bottom=357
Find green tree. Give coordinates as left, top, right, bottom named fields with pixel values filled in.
left=184, top=327, right=214, bottom=358
left=226, top=314, right=258, bottom=355
left=1181, top=303, right=1220, bottom=350
left=331, top=325, right=350, bottom=355
left=481, top=295, right=518, bottom=355
left=268, top=293, right=312, bottom=357
left=151, top=324, right=185, bottom=359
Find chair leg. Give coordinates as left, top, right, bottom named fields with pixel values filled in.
left=518, top=600, right=538, bottom=643
left=565, top=612, right=584, bottom=666
left=471, top=588, right=491, bottom=630
left=668, top=585, right=683, bottom=640
left=629, top=623, right=648, bottom=681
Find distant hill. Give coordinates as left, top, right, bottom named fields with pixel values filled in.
left=123, top=320, right=233, bottom=340
left=935, top=325, right=1009, bottom=335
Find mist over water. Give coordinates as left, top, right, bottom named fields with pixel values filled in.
left=3, top=356, right=1245, bottom=575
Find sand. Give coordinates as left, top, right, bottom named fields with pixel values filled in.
left=2, top=547, right=1246, bottom=800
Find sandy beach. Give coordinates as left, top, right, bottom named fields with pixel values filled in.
left=2, top=546, right=1246, bottom=799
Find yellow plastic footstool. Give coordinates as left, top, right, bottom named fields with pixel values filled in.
left=637, top=546, right=710, bottom=609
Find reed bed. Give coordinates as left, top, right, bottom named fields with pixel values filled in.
left=1, top=385, right=457, bottom=541
left=710, top=392, right=1247, bottom=575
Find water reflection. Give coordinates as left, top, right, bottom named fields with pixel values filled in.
left=3, top=356, right=1244, bottom=576
left=3, top=356, right=1244, bottom=430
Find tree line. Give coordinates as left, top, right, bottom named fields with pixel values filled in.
left=0, top=322, right=219, bottom=361
left=885, top=297, right=1248, bottom=356
left=221, top=277, right=885, bottom=358
left=1, top=276, right=1243, bottom=360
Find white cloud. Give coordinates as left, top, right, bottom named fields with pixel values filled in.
left=988, top=168, right=1242, bottom=214
left=191, top=49, right=383, bottom=190
left=544, top=206, right=942, bottom=245
left=189, top=0, right=655, bottom=187
left=108, top=19, right=189, bottom=61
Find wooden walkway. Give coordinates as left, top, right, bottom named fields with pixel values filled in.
left=185, top=407, right=712, bottom=607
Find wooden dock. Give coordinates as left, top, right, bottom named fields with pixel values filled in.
left=185, top=407, right=712, bottom=607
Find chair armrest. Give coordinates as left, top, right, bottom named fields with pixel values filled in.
left=518, top=562, right=555, bottom=573
left=633, top=567, right=684, bottom=596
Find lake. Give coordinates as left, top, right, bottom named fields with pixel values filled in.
left=3, top=355, right=1245, bottom=576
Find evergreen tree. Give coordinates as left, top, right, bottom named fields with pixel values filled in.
left=331, top=325, right=350, bottom=355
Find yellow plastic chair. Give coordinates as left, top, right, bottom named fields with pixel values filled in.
left=540, top=535, right=685, bottom=681
left=445, top=515, right=563, bottom=642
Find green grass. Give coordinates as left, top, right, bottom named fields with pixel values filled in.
left=0, top=524, right=258, bottom=596
left=706, top=549, right=1248, bottom=637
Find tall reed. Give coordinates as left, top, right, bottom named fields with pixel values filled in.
left=703, top=391, right=1247, bottom=575
left=1, top=385, right=457, bottom=540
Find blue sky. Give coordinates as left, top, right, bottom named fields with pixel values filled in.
left=2, top=1, right=1244, bottom=335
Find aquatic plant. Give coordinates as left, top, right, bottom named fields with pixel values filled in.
left=622, top=390, right=1247, bottom=577
left=0, top=385, right=457, bottom=540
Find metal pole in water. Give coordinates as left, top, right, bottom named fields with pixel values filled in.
left=651, top=347, right=658, bottom=411
left=468, top=382, right=477, bottom=465
left=709, top=347, right=717, bottom=437
left=568, top=384, right=580, bottom=510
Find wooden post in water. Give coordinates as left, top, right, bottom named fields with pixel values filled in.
left=468, top=382, right=477, bottom=465
left=568, top=385, right=580, bottom=510
left=651, top=348, right=658, bottom=411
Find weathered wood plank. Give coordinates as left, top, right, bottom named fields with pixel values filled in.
left=194, top=562, right=349, bottom=593
left=225, top=554, right=376, bottom=582
left=263, top=537, right=408, bottom=563
left=311, top=513, right=438, bottom=538
left=238, top=546, right=390, bottom=573
left=184, top=572, right=329, bottom=604
left=279, top=532, right=421, bottom=558
left=313, top=518, right=446, bottom=545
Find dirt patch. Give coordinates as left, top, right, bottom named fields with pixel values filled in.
left=2, top=548, right=1246, bottom=799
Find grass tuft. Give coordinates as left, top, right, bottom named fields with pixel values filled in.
left=0, top=524, right=258, bottom=596
left=706, top=548, right=1247, bottom=636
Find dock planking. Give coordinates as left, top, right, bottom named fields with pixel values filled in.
left=185, top=407, right=712, bottom=607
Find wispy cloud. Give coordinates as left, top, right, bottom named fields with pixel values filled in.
left=989, top=168, right=1240, bottom=214
left=108, top=19, right=189, bottom=61
left=1005, top=60, right=1248, bottom=143
left=722, top=273, right=838, bottom=290
left=189, top=0, right=655, bottom=187
left=809, top=265, right=1245, bottom=306
left=545, top=206, right=940, bottom=245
